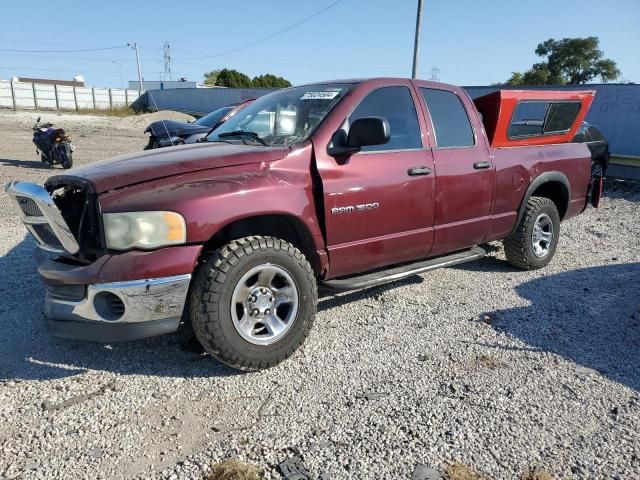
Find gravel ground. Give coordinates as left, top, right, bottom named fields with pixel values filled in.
left=0, top=109, right=638, bottom=480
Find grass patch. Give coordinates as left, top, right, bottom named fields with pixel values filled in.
left=444, top=463, right=488, bottom=480
left=206, top=459, right=262, bottom=480
left=70, top=106, right=140, bottom=117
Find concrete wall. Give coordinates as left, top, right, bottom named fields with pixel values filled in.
left=0, top=80, right=139, bottom=110
left=143, top=87, right=277, bottom=116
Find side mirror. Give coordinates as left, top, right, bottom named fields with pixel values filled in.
left=327, top=116, right=390, bottom=156
left=347, top=116, right=390, bottom=148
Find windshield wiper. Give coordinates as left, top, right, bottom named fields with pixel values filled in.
left=217, top=130, right=268, bottom=146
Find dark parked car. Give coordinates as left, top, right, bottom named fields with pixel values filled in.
left=572, top=121, right=610, bottom=176
left=144, top=99, right=254, bottom=149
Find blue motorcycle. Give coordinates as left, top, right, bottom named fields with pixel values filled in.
left=32, top=117, right=74, bottom=169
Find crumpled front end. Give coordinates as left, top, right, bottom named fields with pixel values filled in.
left=5, top=180, right=195, bottom=341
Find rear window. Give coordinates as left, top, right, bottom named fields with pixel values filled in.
left=508, top=101, right=581, bottom=139
left=420, top=88, right=474, bottom=148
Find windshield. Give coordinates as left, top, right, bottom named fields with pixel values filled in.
left=194, top=106, right=234, bottom=127
left=206, top=83, right=352, bottom=146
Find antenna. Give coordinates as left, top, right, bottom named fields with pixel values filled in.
left=163, top=42, right=172, bottom=81
left=430, top=66, right=441, bottom=82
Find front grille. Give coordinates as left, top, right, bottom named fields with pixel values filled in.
left=6, top=180, right=81, bottom=255
left=32, top=224, right=63, bottom=248
left=18, top=197, right=42, bottom=217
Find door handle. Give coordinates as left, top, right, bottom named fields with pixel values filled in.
left=473, top=161, right=491, bottom=170
left=407, top=166, right=432, bottom=176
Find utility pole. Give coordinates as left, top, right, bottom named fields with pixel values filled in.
left=411, top=0, right=424, bottom=79
left=128, top=42, right=144, bottom=95
left=163, top=42, right=172, bottom=81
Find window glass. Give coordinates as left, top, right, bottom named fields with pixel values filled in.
left=207, top=83, right=352, bottom=145
left=420, top=88, right=474, bottom=148
left=349, top=86, right=422, bottom=151
left=588, top=125, right=605, bottom=141
left=508, top=101, right=581, bottom=138
left=195, top=106, right=233, bottom=127
left=544, top=102, right=581, bottom=133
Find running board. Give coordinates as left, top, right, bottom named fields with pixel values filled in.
left=321, top=246, right=486, bottom=292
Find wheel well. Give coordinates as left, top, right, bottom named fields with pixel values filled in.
left=531, top=181, right=569, bottom=219
left=202, top=215, right=320, bottom=274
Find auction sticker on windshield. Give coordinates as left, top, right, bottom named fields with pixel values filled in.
left=301, top=90, right=341, bottom=100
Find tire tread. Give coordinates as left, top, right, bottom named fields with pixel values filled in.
left=504, top=196, right=559, bottom=270
left=190, top=236, right=316, bottom=371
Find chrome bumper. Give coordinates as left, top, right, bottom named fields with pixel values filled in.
left=5, top=180, right=79, bottom=254
left=45, top=274, right=191, bottom=341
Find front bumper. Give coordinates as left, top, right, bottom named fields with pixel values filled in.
left=45, top=274, right=191, bottom=342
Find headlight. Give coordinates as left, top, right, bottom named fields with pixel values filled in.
left=103, top=211, right=186, bottom=250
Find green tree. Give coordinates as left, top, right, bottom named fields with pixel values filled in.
left=251, top=74, right=291, bottom=88
left=214, top=68, right=252, bottom=88
left=203, top=70, right=221, bottom=85
left=505, top=37, right=621, bottom=85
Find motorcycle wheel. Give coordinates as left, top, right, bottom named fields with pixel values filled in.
left=56, top=142, right=73, bottom=169
left=61, top=147, right=73, bottom=169
left=41, top=153, right=53, bottom=165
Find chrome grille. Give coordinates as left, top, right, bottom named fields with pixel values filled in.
left=18, top=197, right=42, bottom=217
left=32, top=224, right=63, bottom=248
left=4, top=181, right=80, bottom=254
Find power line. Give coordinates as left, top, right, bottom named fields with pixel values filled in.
left=0, top=45, right=128, bottom=53
left=184, top=0, right=344, bottom=60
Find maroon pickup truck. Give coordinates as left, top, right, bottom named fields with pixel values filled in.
left=6, top=78, right=601, bottom=371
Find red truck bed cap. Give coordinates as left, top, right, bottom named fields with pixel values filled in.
left=473, top=89, right=595, bottom=148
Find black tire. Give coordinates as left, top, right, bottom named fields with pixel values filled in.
left=504, top=196, right=561, bottom=270
left=189, top=236, right=317, bottom=371
left=60, top=143, right=73, bottom=169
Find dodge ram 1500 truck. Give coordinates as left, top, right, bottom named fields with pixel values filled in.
left=6, top=78, right=601, bottom=371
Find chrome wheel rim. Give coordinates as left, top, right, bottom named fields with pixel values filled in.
left=531, top=213, right=554, bottom=258
left=230, top=264, right=299, bottom=346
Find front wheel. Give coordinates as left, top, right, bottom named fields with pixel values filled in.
left=189, top=236, right=317, bottom=371
left=504, top=196, right=561, bottom=270
left=58, top=143, right=73, bottom=169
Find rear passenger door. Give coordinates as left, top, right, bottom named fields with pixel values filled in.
left=418, top=87, right=495, bottom=255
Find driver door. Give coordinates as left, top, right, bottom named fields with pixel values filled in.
left=314, top=83, right=436, bottom=278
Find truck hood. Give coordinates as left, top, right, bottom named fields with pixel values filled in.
left=50, top=143, right=288, bottom=193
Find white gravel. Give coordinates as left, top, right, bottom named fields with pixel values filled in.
left=0, top=110, right=638, bottom=480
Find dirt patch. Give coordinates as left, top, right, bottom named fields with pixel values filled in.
left=444, top=463, right=489, bottom=480
left=120, top=110, right=195, bottom=128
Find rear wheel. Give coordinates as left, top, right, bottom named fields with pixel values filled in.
left=504, top=196, right=561, bottom=270
left=189, top=236, right=317, bottom=371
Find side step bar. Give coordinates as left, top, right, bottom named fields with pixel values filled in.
left=321, top=246, right=486, bottom=292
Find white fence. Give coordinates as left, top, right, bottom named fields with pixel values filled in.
left=0, top=80, right=140, bottom=111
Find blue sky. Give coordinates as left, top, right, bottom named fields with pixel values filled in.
left=1, top=0, right=638, bottom=88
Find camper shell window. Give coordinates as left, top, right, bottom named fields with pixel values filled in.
left=508, top=101, right=581, bottom=139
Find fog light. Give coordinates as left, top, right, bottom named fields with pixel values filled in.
left=93, top=292, right=125, bottom=321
